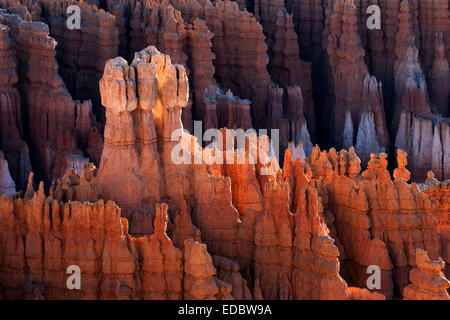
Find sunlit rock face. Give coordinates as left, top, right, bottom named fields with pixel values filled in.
left=0, top=0, right=448, bottom=301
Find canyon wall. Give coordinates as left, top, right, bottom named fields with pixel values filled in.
left=0, top=18, right=32, bottom=190
left=0, top=5, right=100, bottom=187
left=0, top=0, right=448, bottom=301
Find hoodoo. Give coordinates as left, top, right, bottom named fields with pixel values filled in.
left=0, top=0, right=448, bottom=301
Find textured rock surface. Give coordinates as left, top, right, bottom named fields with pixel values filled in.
left=429, top=32, right=449, bottom=117
left=323, top=0, right=389, bottom=154
left=392, top=0, right=431, bottom=132
left=0, top=5, right=98, bottom=186
left=421, top=179, right=450, bottom=280
left=97, top=46, right=188, bottom=217
left=0, top=182, right=234, bottom=299
left=187, top=18, right=216, bottom=121
left=35, top=0, right=120, bottom=123
left=403, top=249, right=450, bottom=300
left=100, top=0, right=449, bottom=179
left=303, top=146, right=442, bottom=299
left=0, top=0, right=448, bottom=301
left=0, top=20, right=32, bottom=190
left=0, top=152, right=16, bottom=196
left=203, top=87, right=253, bottom=132
left=395, top=112, right=450, bottom=182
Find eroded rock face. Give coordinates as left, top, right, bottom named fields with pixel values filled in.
left=0, top=151, right=16, bottom=196
left=213, top=255, right=252, bottom=300
left=99, top=0, right=448, bottom=181
left=429, top=32, right=449, bottom=117
left=0, top=21, right=32, bottom=190
left=248, top=1, right=314, bottom=136
left=323, top=0, right=389, bottom=155
left=0, top=0, right=448, bottom=301
left=302, top=146, right=442, bottom=299
left=104, top=0, right=450, bottom=176
left=403, top=249, right=450, bottom=300
left=392, top=0, right=431, bottom=132
left=0, top=181, right=235, bottom=299
left=421, top=179, right=450, bottom=280
left=136, top=203, right=183, bottom=299
left=203, top=87, right=253, bottom=132
left=395, top=112, right=450, bottom=182
left=32, top=0, right=119, bottom=123
left=97, top=46, right=191, bottom=217
left=187, top=18, right=216, bottom=121
left=0, top=5, right=99, bottom=186
left=354, top=111, right=385, bottom=166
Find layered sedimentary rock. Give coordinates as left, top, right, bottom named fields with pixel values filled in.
left=323, top=0, right=389, bottom=155
left=267, top=86, right=289, bottom=161
left=254, top=182, right=351, bottom=300
left=285, top=0, right=324, bottom=60
left=421, top=178, right=450, bottom=280
left=0, top=21, right=32, bottom=190
left=243, top=0, right=314, bottom=135
left=0, top=152, right=16, bottom=196
left=203, top=87, right=252, bottom=132
left=417, top=0, right=450, bottom=74
left=429, top=32, right=449, bottom=117
left=184, top=239, right=233, bottom=300
left=199, top=0, right=273, bottom=128
left=0, top=0, right=449, bottom=301
left=0, top=5, right=97, bottom=186
left=94, top=46, right=360, bottom=300
left=149, top=0, right=271, bottom=129
left=104, top=0, right=318, bottom=160
left=0, top=182, right=136, bottom=299
left=403, top=249, right=450, bottom=300
left=232, top=0, right=447, bottom=179
left=395, top=112, right=449, bottom=181
left=303, top=146, right=442, bottom=299
left=97, top=46, right=183, bottom=217
left=392, top=0, right=431, bottom=133
left=186, top=18, right=216, bottom=121
left=286, top=85, right=313, bottom=156
left=130, top=1, right=188, bottom=68
left=354, top=111, right=385, bottom=165
left=0, top=180, right=234, bottom=299
left=213, top=255, right=252, bottom=300
left=34, top=0, right=120, bottom=123
left=393, top=149, right=411, bottom=182
left=107, top=0, right=260, bottom=133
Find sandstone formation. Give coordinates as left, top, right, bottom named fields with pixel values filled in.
left=97, top=46, right=185, bottom=217
left=213, top=255, right=253, bottom=300
left=0, top=5, right=99, bottom=186
left=186, top=18, right=216, bottom=121
left=421, top=178, right=450, bottom=280
left=35, top=0, right=120, bottom=123
left=285, top=0, right=324, bottom=60
left=0, top=0, right=448, bottom=302
left=0, top=152, right=16, bottom=196
left=99, top=0, right=448, bottom=179
left=0, top=20, right=32, bottom=190
left=429, top=32, right=449, bottom=117
left=0, top=181, right=235, bottom=299
left=302, top=145, right=442, bottom=299
left=203, top=87, right=253, bottom=133
left=243, top=0, right=315, bottom=136
left=392, top=0, right=431, bottom=133
left=323, top=0, right=389, bottom=155
left=403, top=249, right=450, bottom=300
left=395, top=112, right=450, bottom=182
left=231, top=0, right=449, bottom=181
